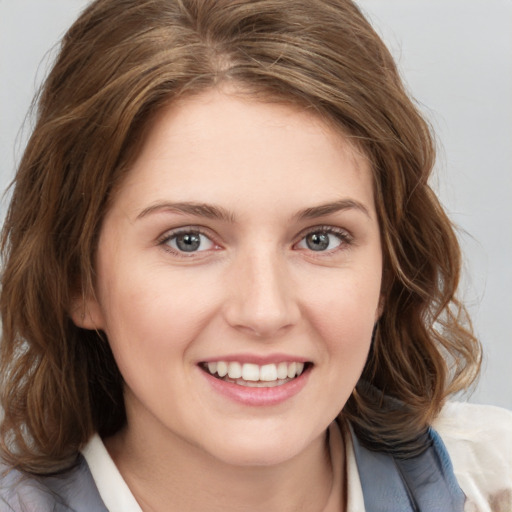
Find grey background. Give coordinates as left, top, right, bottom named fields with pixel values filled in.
left=1, top=1, right=511, bottom=408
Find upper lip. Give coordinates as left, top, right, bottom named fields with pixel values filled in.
left=198, top=353, right=311, bottom=365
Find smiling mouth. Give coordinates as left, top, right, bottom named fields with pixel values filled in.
left=200, top=361, right=312, bottom=388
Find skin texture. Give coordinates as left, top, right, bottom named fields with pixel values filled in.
left=72, top=88, right=383, bottom=511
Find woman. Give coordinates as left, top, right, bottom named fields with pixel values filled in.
left=1, top=0, right=510, bottom=510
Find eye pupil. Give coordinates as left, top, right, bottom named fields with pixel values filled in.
left=176, top=233, right=201, bottom=252
left=306, top=232, right=330, bottom=251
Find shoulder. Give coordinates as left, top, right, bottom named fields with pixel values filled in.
left=433, top=401, right=512, bottom=512
left=0, top=456, right=107, bottom=512
left=0, top=462, right=58, bottom=511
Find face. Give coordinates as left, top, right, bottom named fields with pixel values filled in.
left=74, top=89, right=383, bottom=467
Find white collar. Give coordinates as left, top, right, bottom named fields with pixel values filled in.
left=81, top=434, right=143, bottom=512
left=81, top=423, right=366, bottom=511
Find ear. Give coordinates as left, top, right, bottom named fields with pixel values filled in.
left=69, top=290, right=105, bottom=330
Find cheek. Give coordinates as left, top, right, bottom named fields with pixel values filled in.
left=96, top=263, right=220, bottom=364
left=318, top=299, right=375, bottom=357
left=294, top=270, right=380, bottom=421
left=304, top=266, right=381, bottom=357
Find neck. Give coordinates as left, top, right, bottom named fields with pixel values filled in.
left=105, top=419, right=342, bottom=512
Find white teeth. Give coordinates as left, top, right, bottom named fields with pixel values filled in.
left=204, top=361, right=307, bottom=383
left=242, top=363, right=260, bottom=381
left=217, top=361, right=228, bottom=377
left=260, top=364, right=278, bottom=382
left=277, top=362, right=288, bottom=380
left=287, top=362, right=297, bottom=379
left=227, top=361, right=242, bottom=379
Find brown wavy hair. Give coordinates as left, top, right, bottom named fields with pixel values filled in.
left=0, top=0, right=481, bottom=473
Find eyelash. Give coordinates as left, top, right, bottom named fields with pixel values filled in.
left=157, top=225, right=353, bottom=258
left=294, top=225, right=353, bottom=255
left=157, top=227, right=220, bottom=257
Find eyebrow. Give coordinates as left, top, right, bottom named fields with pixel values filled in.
left=136, top=202, right=235, bottom=222
left=295, top=199, right=371, bottom=220
left=136, top=198, right=370, bottom=222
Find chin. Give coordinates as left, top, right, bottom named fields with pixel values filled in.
left=199, top=425, right=322, bottom=468
left=213, top=444, right=300, bottom=468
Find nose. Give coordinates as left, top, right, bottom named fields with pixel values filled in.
left=222, top=249, right=300, bottom=338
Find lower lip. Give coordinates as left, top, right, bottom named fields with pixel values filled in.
left=200, top=367, right=311, bottom=406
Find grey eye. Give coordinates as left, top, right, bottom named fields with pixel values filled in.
left=306, top=232, right=330, bottom=251
left=296, top=231, right=344, bottom=252
left=167, top=232, right=214, bottom=252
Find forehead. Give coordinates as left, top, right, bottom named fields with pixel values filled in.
left=112, top=88, right=375, bottom=220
